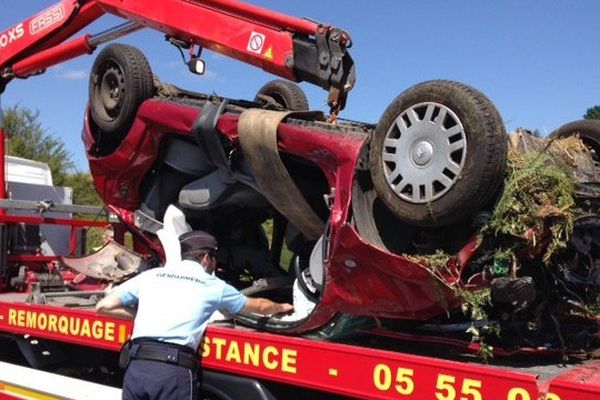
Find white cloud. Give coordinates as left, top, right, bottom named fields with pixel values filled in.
left=59, top=69, right=87, bottom=80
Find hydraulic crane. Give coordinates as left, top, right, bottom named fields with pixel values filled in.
left=0, top=0, right=356, bottom=295
left=0, top=0, right=355, bottom=114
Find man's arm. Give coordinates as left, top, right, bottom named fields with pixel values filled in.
left=242, top=297, right=293, bottom=315
left=221, top=282, right=293, bottom=316
left=95, top=291, right=137, bottom=320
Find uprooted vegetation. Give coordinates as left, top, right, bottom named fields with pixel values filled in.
left=412, top=131, right=600, bottom=356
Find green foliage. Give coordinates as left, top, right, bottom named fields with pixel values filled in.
left=4, top=105, right=75, bottom=185
left=589, top=295, right=600, bottom=315
left=64, top=173, right=105, bottom=252
left=262, top=218, right=273, bottom=237
left=262, top=218, right=293, bottom=270
left=460, top=288, right=491, bottom=321
left=411, top=249, right=452, bottom=273
left=279, top=244, right=293, bottom=271
left=487, top=149, right=575, bottom=263
left=86, top=227, right=106, bottom=253
left=584, top=105, right=600, bottom=120
left=62, top=173, right=103, bottom=207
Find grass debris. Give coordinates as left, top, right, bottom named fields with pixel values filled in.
left=410, top=133, right=600, bottom=356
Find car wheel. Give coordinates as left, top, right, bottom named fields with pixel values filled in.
left=89, top=44, right=154, bottom=144
left=369, top=80, right=507, bottom=227
left=549, top=119, right=600, bottom=159
left=254, top=79, right=309, bottom=111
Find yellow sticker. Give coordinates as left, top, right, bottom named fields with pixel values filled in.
left=263, top=46, right=273, bottom=60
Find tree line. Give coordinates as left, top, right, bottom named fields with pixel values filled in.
left=585, top=105, right=600, bottom=120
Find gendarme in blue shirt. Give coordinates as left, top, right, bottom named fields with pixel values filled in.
left=116, top=260, right=247, bottom=350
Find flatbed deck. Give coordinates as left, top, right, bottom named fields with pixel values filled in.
left=2, top=298, right=600, bottom=400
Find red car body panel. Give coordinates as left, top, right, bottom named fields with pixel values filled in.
left=83, top=98, right=461, bottom=332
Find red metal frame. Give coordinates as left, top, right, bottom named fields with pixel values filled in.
left=0, top=215, right=108, bottom=258
left=0, top=301, right=599, bottom=400
left=0, top=100, right=6, bottom=205
left=360, top=328, right=561, bottom=357
left=12, top=35, right=94, bottom=77
left=6, top=255, right=60, bottom=263
left=0, top=215, right=106, bottom=228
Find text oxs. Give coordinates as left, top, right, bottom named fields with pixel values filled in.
left=0, top=24, right=24, bottom=50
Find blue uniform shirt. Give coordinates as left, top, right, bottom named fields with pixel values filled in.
left=116, top=259, right=247, bottom=350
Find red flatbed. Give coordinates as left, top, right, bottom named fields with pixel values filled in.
left=1, top=298, right=600, bottom=400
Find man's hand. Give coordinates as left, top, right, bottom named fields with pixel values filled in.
left=243, top=297, right=294, bottom=316
left=276, top=303, right=294, bottom=314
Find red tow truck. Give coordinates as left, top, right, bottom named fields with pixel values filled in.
left=2, top=1, right=600, bottom=399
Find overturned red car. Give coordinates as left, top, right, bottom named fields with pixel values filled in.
left=83, top=44, right=600, bottom=352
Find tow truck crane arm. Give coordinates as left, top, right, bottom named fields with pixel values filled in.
left=0, top=0, right=355, bottom=114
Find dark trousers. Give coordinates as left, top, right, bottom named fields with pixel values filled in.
left=122, top=359, right=199, bottom=400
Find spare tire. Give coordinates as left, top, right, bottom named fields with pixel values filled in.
left=549, top=119, right=600, bottom=158
left=369, top=80, right=507, bottom=227
left=89, top=44, right=154, bottom=147
left=254, top=79, right=309, bottom=111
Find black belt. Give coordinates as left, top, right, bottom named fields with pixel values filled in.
left=128, top=339, right=200, bottom=371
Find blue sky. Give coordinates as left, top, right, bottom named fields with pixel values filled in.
left=1, top=1, right=600, bottom=170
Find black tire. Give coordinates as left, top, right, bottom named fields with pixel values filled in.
left=369, top=80, right=507, bottom=227
left=254, top=79, right=309, bottom=111
left=549, top=119, right=600, bottom=158
left=89, top=44, right=154, bottom=145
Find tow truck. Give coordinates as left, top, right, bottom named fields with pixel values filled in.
left=2, top=1, right=600, bottom=399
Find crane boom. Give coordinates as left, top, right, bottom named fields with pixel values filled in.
left=0, top=0, right=355, bottom=113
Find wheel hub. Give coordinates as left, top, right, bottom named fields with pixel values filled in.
left=99, top=66, right=124, bottom=117
left=410, top=140, right=434, bottom=166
